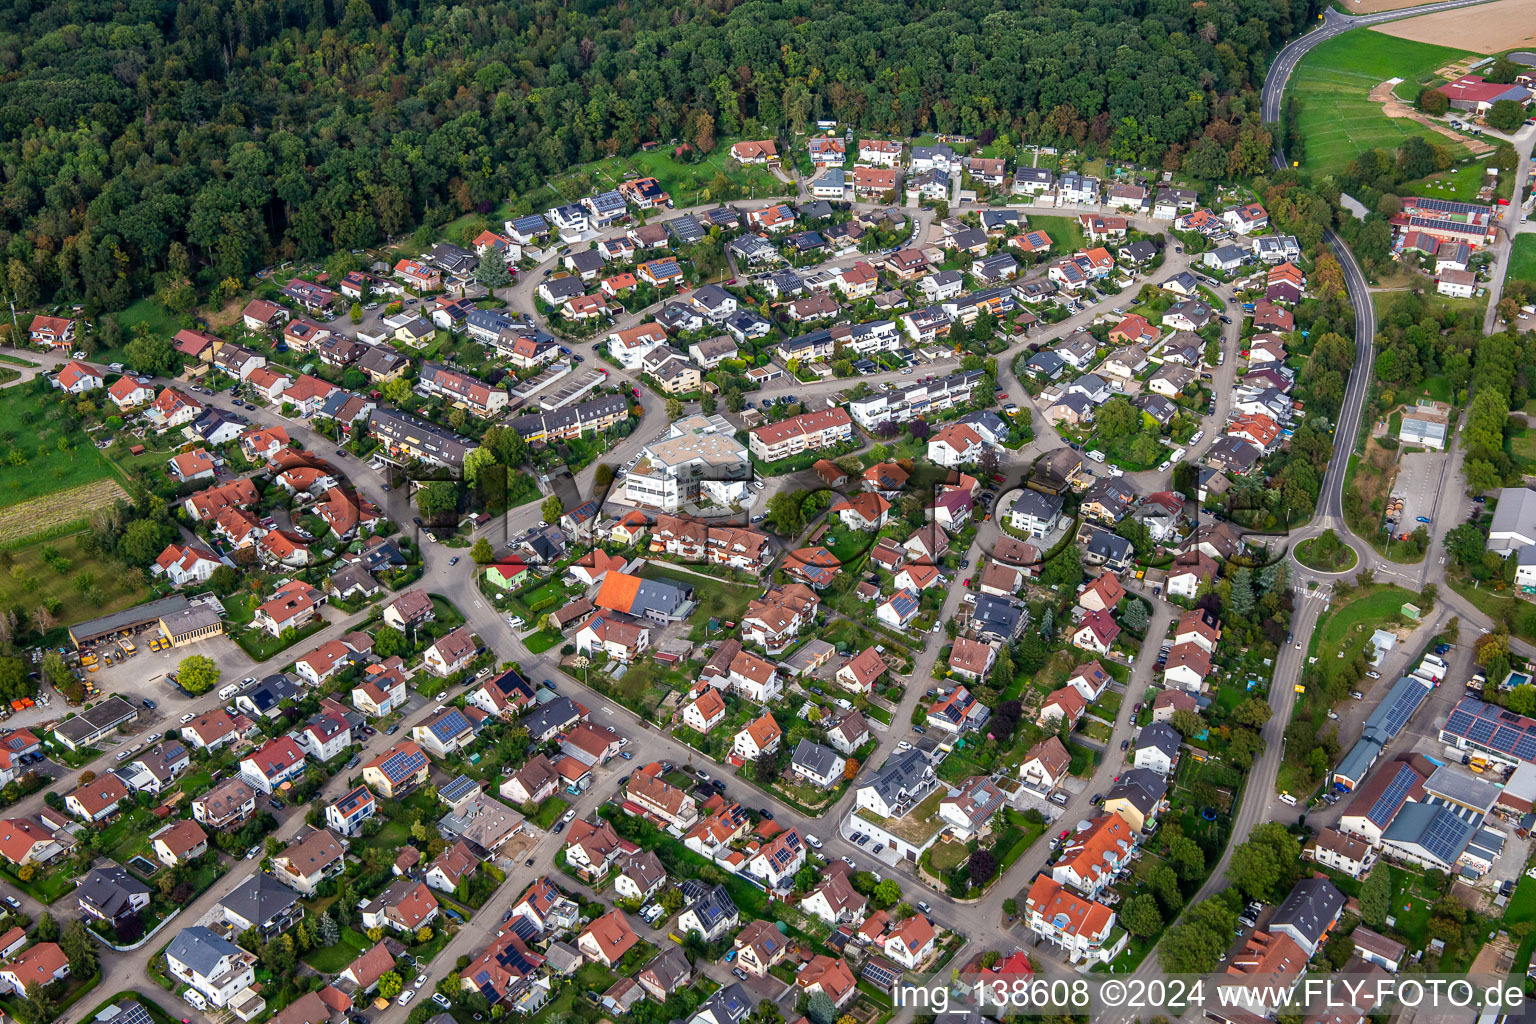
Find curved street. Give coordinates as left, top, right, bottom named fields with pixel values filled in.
left=13, top=0, right=1530, bottom=1015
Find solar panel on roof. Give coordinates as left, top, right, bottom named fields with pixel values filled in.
left=1492, top=726, right=1520, bottom=753
left=1368, top=767, right=1415, bottom=825
left=1421, top=810, right=1472, bottom=863
left=1518, top=736, right=1536, bottom=761
left=381, top=749, right=425, bottom=779
left=1445, top=708, right=1476, bottom=734
left=1469, top=719, right=1497, bottom=745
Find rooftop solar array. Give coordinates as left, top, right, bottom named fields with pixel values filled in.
left=432, top=708, right=472, bottom=740
left=380, top=747, right=427, bottom=780
left=1421, top=807, right=1476, bottom=865
left=1368, top=763, right=1419, bottom=826
left=1365, top=677, right=1432, bottom=741
left=1441, top=696, right=1536, bottom=763
left=1405, top=196, right=1489, bottom=218
left=861, top=959, right=901, bottom=989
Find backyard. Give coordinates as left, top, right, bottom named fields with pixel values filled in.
left=1288, top=30, right=1472, bottom=177
left=1018, top=215, right=1087, bottom=255
left=639, top=564, right=757, bottom=641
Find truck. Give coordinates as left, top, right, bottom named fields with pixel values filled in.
left=120, top=638, right=136, bottom=654
left=1469, top=756, right=1489, bottom=774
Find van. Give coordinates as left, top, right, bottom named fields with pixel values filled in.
left=1085, top=449, right=1107, bottom=463
left=1277, top=792, right=1297, bottom=806
left=805, top=834, right=823, bottom=849
left=217, top=683, right=240, bottom=701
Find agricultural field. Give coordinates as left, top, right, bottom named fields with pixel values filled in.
left=0, top=531, right=152, bottom=628
left=0, top=386, right=129, bottom=543
left=1289, top=31, right=1473, bottom=177
left=1371, top=0, right=1536, bottom=52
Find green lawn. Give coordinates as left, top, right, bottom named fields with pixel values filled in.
left=1021, top=215, right=1087, bottom=254
left=532, top=796, right=569, bottom=829
left=1507, top=875, right=1536, bottom=973
left=928, top=840, right=968, bottom=871
left=524, top=628, right=564, bottom=653
left=1510, top=234, right=1536, bottom=285
left=1289, top=30, right=1472, bottom=178
left=1306, top=584, right=1421, bottom=683
left=1314, top=585, right=1420, bottom=649
left=1401, top=156, right=1500, bottom=203
left=639, top=564, right=757, bottom=640
left=302, top=927, right=373, bottom=972
left=113, top=298, right=182, bottom=345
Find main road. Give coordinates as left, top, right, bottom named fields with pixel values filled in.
left=1094, top=0, right=1510, bottom=1009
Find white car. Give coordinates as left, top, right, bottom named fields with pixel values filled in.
left=397, top=990, right=415, bottom=1007
left=1158, top=460, right=1171, bottom=472
left=414, top=974, right=428, bottom=989
left=1190, top=430, right=1204, bottom=444
left=180, top=713, right=195, bottom=725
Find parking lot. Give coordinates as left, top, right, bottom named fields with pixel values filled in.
left=1391, top=449, right=1448, bottom=538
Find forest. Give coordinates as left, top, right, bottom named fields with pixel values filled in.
left=0, top=0, right=1315, bottom=311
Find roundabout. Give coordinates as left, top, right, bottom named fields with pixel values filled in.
left=1293, top=530, right=1361, bottom=574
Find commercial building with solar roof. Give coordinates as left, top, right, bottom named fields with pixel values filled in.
left=1439, top=695, right=1536, bottom=767
left=1339, top=754, right=1433, bottom=846
left=1330, top=676, right=1433, bottom=791
left=1379, top=801, right=1478, bottom=873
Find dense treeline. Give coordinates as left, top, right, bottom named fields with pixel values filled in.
left=0, top=0, right=1315, bottom=311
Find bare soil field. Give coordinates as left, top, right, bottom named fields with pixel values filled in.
left=1372, top=0, right=1536, bottom=51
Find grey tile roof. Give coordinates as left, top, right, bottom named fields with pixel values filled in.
left=219, top=872, right=302, bottom=928
left=791, top=738, right=842, bottom=779
left=167, top=925, right=242, bottom=977
left=1269, top=877, right=1345, bottom=946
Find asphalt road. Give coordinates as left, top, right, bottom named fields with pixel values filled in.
left=23, top=15, right=1527, bottom=1005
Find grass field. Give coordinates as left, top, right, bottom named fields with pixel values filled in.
left=0, top=386, right=131, bottom=544
left=1510, top=234, right=1536, bottom=285
left=1289, top=30, right=1472, bottom=178
left=1307, top=584, right=1421, bottom=684
left=113, top=298, right=181, bottom=350
left=1021, top=215, right=1087, bottom=254
left=540, top=140, right=792, bottom=213
left=1401, top=156, right=1500, bottom=202
left=0, top=386, right=119, bottom=508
